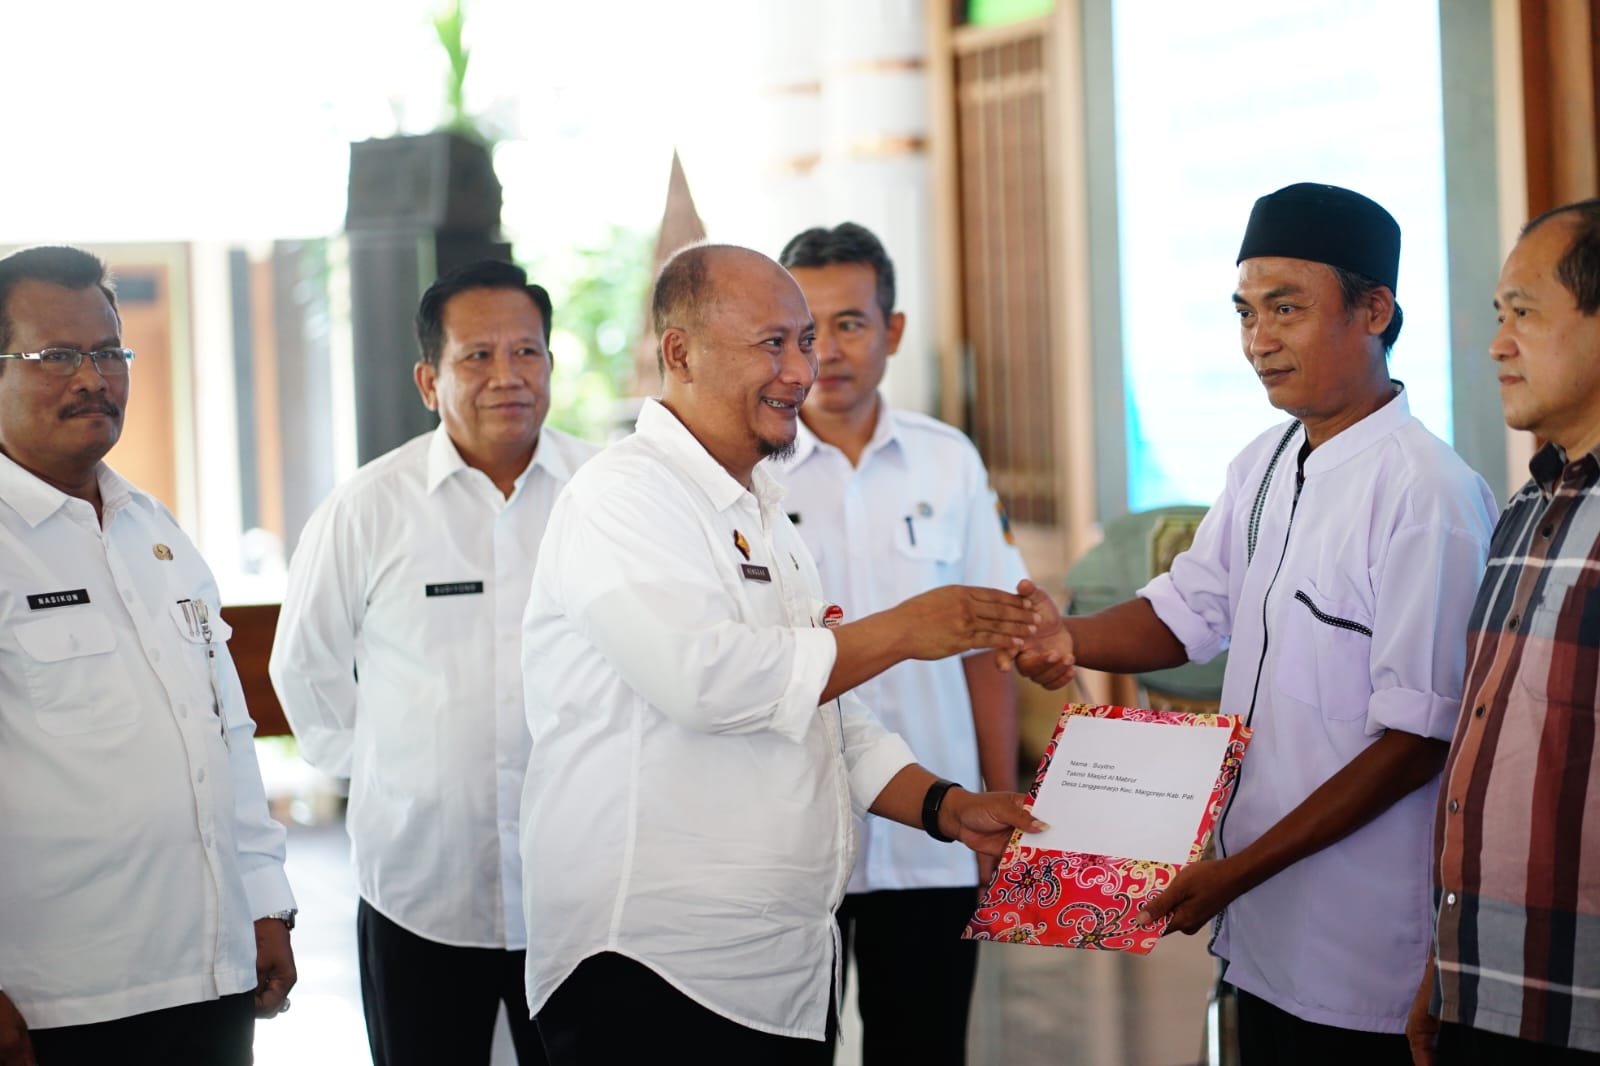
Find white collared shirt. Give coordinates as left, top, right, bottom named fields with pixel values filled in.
left=1139, top=388, right=1496, bottom=1032
left=520, top=399, right=916, bottom=1040
left=271, top=425, right=597, bottom=949
left=0, top=454, right=294, bottom=1029
left=773, top=398, right=1028, bottom=892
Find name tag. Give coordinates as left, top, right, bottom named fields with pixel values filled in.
left=425, top=581, right=484, bottom=598
left=27, top=589, right=90, bottom=610
left=740, top=564, right=772, bottom=583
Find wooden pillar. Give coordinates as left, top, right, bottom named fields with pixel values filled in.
left=1519, top=0, right=1600, bottom=216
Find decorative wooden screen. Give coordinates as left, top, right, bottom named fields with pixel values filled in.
left=952, top=20, right=1058, bottom=527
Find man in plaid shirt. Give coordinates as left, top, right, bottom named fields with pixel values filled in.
left=1408, top=200, right=1600, bottom=1065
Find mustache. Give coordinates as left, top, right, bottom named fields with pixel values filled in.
left=59, top=399, right=120, bottom=419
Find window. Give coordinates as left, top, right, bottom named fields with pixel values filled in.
left=1110, top=0, right=1453, bottom=510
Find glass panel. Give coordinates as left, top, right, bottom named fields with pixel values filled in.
left=1112, top=0, right=1450, bottom=510
left=967, top=0, right=1055, bottom=26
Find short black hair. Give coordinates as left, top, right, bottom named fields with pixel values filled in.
left=651, top=243, right=722, bottom=373
left=415, top=259, right=552, bottom=365
left=1329, top=265, right=1403, bottom=354
left=1522, top=198, right=1600, bottom=316
left=0, top=246, right=118, bottom=353
left=778, top=222, right=896, bottom=322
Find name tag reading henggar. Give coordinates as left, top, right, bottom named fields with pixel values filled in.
left=425, top=582, right=485, bottom=598
left=740, top=564, right=772, bottom=583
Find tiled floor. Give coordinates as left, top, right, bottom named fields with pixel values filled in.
left=252, top=820, right=1216, bottom=1065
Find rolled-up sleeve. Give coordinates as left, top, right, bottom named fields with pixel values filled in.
left=1367, top=523, right=1492, bottom=739
left=838, top=690, right=917, bottom=815
left=1138, top=485, right=1239, bottom=665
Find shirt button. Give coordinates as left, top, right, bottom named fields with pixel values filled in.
left=1448, top=798, right=1459, bottom=813
left=1446, top=892, right=1457, bottom=906
left=1541, top=524, right=1555, bottom=538
left=1508, top=615, right=1520, bottom=631
left=197, top=768, right=206, bottom=783
left=1474, top=705, right=1485, bottom=718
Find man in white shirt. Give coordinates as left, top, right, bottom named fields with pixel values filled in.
left=771, top=222, right=1026, bottom=1065
left=1012, top=184, right=1497, bottom=1063
left=521, top=244, right=1046, bottom=1065
left=0, top=246, right=297, bottom=1066
left=271, top=260, right=594, bottom=1066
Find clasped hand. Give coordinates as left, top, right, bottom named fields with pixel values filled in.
left=995, top=580, right=1076, bottom=689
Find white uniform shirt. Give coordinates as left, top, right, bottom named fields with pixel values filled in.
left=1139, top=388, right=1496, bottom=1031
left=520, top=399, right=917, bottom=1040
left=773, top=400, right=1028, bottom=892
left=271, top=425, right=597, bottom=949
left=0, top=455, right=294, bottom=1029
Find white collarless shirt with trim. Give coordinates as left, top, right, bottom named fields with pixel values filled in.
left=272, top=424, right=598, bottom=949
left=0, top=455, right=294, bottom=1028
left=774, top=397, right=1027, bottom=892
left=1139, top=387, right=1496, bottom=1032
left=520, top=399, right=916, bottom=1040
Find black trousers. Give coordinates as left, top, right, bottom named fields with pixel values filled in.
left=1437, top=1021, right=1600, bottom=1064
left=29, top=991, right=255, bottom=1066
left=1233, top=985, right=1410, bottom=1065
left=835, top=887, right=979, bottom=1065
left=537, top=951, right=835, bottom=1066
left=358, top=897, right=544, bottom=1066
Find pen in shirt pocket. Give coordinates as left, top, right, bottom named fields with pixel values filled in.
left=904, top=515, right=916, bottom=546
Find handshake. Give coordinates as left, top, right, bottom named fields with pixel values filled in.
left=843, top=579, right=1076, bottom=688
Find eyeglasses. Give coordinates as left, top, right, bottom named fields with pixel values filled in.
left=0, top=347, right=136, bottom=377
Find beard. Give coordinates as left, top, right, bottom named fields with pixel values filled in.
left=757, top=435, right=796, bottom=463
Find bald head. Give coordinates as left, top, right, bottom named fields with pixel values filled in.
left=652, top=244, right=788, bottom=346
left=651, top=244, right=816, bottom=488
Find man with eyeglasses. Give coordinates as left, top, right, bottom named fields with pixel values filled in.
left=271, top=259, right=597, bottom=1066
left=0, top=245, right=297, bottom=1066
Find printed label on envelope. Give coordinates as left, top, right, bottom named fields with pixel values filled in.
left=964, top=703, right=1250, bottom=955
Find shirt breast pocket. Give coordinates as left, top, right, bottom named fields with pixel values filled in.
left=14, top=610, right=132, bottom=735
left=167, top=601, right=234, bottom=706
left=1516, top=578, right=1600, bottom=703
left=894, top=514, right=961, bottom=584
left=1275, top=582, right=1374, bottom=722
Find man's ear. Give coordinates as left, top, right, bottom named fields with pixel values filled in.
left=1363, top=287, right=1396, bottom=338
left=885, top=310, right=907, bottom=356
left=660, top=327, right=694, bottom=382
left=414, top=361, right=439, bottom=410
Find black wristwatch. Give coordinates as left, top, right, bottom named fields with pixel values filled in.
left=921, top=779, right=962, bottom=842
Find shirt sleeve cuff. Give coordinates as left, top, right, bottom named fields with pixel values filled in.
left=769, top=627, right=840, bottom=744
left=1367, top=686, right=1460, bottom=741
left=1138, top=574, right=1227, bottom=664
left=846, top=732, right=917, bottom=819
left=241, top=863, right=298, bottom=920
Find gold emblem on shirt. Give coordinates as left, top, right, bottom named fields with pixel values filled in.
left=733, top=530, right=751, bottom=561
left=153, top=543, right=173, bottom=561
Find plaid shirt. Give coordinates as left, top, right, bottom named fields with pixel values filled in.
left=1433, top=442, right=1600, bottom=1052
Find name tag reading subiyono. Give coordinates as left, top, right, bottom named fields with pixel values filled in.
left=741, top=564, right=772, bottom=583
left=27, top=589, right=90, bottom=610
left=425, top=582, right=485, bottom=598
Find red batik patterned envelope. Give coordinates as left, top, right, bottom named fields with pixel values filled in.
left=963, top=703, right=1251, bottom=954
